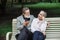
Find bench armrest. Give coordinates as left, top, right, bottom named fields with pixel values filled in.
left=6, top=32, right=12, bottom=40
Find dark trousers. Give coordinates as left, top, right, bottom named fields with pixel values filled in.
left=15, top=27, right=33, bottom=40
left=33, top=31, right=46, bottom=40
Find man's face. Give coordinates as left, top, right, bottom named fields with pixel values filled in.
left=24, top=9, right=30, bottom=16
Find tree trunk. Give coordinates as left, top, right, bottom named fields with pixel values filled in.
left=59, top=0, right=60, bottom=2
left=1, top=0, right=7, bottom=15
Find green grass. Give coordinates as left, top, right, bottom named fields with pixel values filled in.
left=0, top=21, right=12, bottom=36
left=13, top=3, right=60, bottom=9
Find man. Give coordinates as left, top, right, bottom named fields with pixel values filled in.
left=31, top=10, right=49, bottom=40
left=16, top=7, right=35, bottom=40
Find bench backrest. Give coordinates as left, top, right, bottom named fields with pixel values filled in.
left=11, top=18, right=60, bottom=40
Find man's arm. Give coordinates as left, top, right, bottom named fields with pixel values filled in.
left=17, top=17, right=30, bottom=30
left=27, top=15, right=35, bottom=29
left=31, top=15, right=35, bottom=19
left=16, top=18, right=24, bottom=30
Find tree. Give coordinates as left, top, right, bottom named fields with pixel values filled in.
left=46, top=0, right=52, bottom=3
left=1, top=0, right=7, bottom=14
left=59, top=0, right=60, bottom=2
left=18, top=0, right=22, bottom=3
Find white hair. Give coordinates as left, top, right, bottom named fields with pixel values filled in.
left=39, top=10, right=47, bottom=17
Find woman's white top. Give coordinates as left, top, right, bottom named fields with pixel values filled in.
left=31, top=18, right=47, bottom=33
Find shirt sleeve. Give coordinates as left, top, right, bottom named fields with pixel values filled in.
left=16, top=18, right=24, bottom=30
left=31, top=19, right=37, bottom=33
left=27, top=15, right=35, bottom=30
left=32, top=15, right=35, bottom=19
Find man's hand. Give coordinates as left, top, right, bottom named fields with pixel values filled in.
left=23, top=21, right=29, bottom=26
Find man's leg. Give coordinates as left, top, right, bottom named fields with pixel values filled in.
left=17, top=27, right=29, bottom=40
left=28, top=31, right=33, bottom=40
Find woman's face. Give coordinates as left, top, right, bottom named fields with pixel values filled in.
left=38, top=13, right=44, bottom=20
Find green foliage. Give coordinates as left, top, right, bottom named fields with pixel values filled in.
left=0, top=21, right=12, bottom=36
left=14, top=3, right=60, bottom=9
left=24, top=3, right=60, bottom=9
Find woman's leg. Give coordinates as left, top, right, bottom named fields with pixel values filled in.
left=33, top=31, right=40, bottom=40
left=38, top=32, right=46, bottom=40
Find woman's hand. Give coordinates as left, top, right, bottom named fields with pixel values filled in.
left=43, top=32, right=46, bottom=36
left=47, top=21, right=50, bottom=27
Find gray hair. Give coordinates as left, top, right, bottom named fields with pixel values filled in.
left=39, top=10, right=47, bottom=17
left=22, top=7, right=30, bottom=14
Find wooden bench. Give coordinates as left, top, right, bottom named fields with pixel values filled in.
left=6, top=17, right=60, bottom=40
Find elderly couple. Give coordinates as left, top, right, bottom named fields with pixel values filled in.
left=16, top=7, right=49, bottom=40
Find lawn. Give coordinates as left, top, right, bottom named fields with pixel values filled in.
left=0, top=21, right=12, bottom=36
